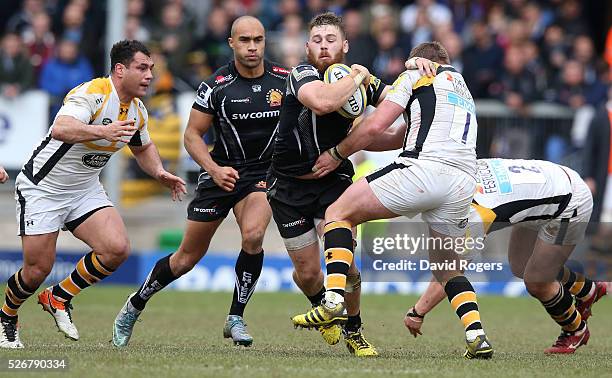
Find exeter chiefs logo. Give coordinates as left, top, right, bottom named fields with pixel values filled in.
left=266, top=89, right=283, bottom=107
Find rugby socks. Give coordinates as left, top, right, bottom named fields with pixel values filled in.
left=229, top=250, right=264, bottom=317
left=323, top=221, right=354, bottom=297
left=52, top=251, right=114, bottom=302
left=558, top=266, right=596, bottom=302
left=345, top=312, right=362, bottom=333
left=307, top=287, right=325, bottom=307
left=130, top=254, right=177, bottom=311
left=1, top=270, right=37, bottom=322
left=541, top=284, right=585, bottom=333
left=445, top=276, right=485, bottom=340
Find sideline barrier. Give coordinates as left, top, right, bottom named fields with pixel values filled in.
left=0, top=250, right=528, bottom=296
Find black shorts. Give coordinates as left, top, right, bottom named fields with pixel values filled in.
left=187, top=175, right=268, bottom=222
left=266, top=173, right=352, bottom=240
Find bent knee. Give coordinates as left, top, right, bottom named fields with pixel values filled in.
left=23, top=264, right=53, bottom=284
left=97, top=238, right=130, bottom=263
left=241, top=228, right=265, bottom=252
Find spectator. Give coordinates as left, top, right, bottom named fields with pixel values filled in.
left=400, top=0, right=452, bottom=36
left=489, top=44, right=539, bottom=114
left=519, top=1, right=550, bottom=41
left=6, top=0, right=45, bottom=36
left=462, top=21, right=504, bottom=98
left=555, top=0, right=589, bottom=40
left=541, top=24, right=568, bottom=80
left=58, top=2, right=102, bottom=74
left=22, top=12, right=55, bottom=80
left=553, top=60, right=607, bottom=109
left=270, top=14, right=306, bottom=67
left=571, top=35, right=598, bottom=86
left=193, top=7, right=232, bottom=70
left=522, top=41, right=547, bottom=94
left=268, top=0, right=301, bottom=31
left=39, top=38, right=93, bottom=118
left=343, top=8, right=377, bottom=68
left=439, top=31, right=463, bottom=73
left=0, top=33, right=34, bottom=98
left=372, top=28, right=405, bottom=84
left=151, top=3, right=192, bottom=79
left=125, top=15, right=151, bottom=42
left=181, top=51, right=212, bottom=90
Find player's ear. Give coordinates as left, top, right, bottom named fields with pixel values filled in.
left=343, top=39, right=349, bottom=54
left=305, top=41, right=309, bottom=55
left=228, top=37, right=234, bottom=50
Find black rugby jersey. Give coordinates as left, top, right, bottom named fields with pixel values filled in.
left=271, top=62, right=386, bottom=179
left=193, top=60, right=289, bottom=178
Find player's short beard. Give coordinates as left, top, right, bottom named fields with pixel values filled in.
left=307, top=48, right=345, bottom=72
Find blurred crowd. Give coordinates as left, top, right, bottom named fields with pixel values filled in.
left=1, top=0, right=610, bottom=104
left=0, top=0, right=611, bottom=161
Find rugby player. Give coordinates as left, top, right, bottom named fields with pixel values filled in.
left=112, top=16, right=289, bottom=347
left=267, top=12, right=431, bottom=357
left=404, top=158, right=606, bottom=355
left=295, top=42, right=492, bottom=359
left=0, top=40, right=187, bottom=349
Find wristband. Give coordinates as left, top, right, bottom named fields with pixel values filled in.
left=406, top=306, right=425, bottom=319
left=328, top=146, right=345, bottom=161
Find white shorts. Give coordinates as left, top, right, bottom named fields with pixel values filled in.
left=522, top=168, right=593, bottom=245
left=367, top=158, right=476, bottom=237
left=15, top=173, right=113, bottom=236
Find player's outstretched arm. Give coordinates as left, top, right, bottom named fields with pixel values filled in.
left=0, top=166, right=8, bottom=183
left=297, top=64, right=369, bottom=116
left=129, top=142, right=187, bottom=201
left=52, top=116, right=137, bottom=144
left=404, top=277, right=447, bottom=338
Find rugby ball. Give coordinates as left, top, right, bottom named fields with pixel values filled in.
left=323, top=63, right=367, bottom=119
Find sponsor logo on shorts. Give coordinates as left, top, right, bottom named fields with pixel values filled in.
left=282, top=217, right=307, bottom=228
left=193, top=205, right=217, bottom=214
left=82, top=153, right=111, bottom=169
left=255, top=181, right=267, bottom=189
left=25, top=220, right=34, bottom=226
left=102, top=118, right=112, bottom=125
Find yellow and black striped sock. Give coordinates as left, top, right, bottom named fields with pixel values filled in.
left=558, top=266, right=595, bottom=301
left=51, top=251, right=115, bottom=302
left=1, top=269, right=37, bottom=321
left=445, top=276, right=483, bottom=332
left=541, top=284, right=585, bottom=333
left=323, top=221, right=354, bottom=297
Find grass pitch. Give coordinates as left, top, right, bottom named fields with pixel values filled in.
left=3, top=286, right=611, bottom=377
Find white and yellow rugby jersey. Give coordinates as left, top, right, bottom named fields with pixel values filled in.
left=386, top=65, right=477, bottom=177
left=21, top=77, right=150, bottom=190
left=469, top=159, right=574, bottom=234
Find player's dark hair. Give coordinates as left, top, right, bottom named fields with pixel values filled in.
left=110, top=40, right=150, bottom=72
left=308, top=12, right=346, bottom=39
left=408, top=41, right=450, bottom=65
